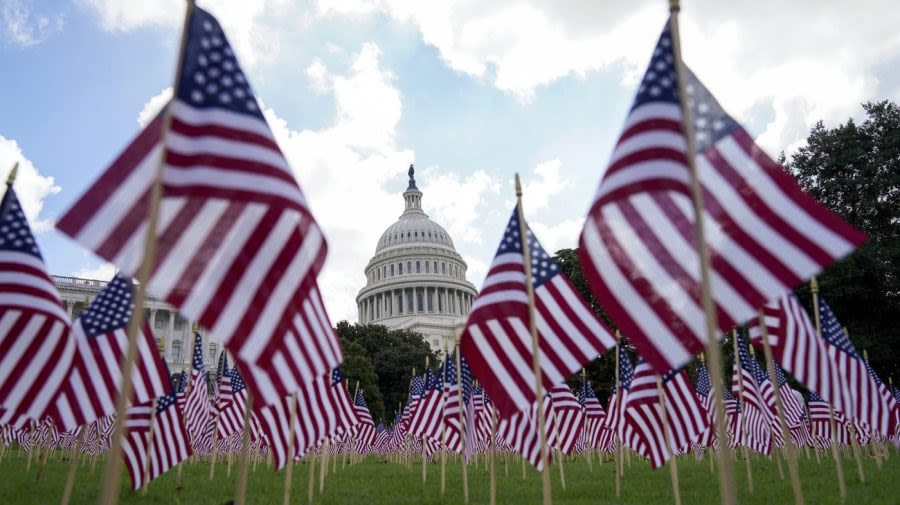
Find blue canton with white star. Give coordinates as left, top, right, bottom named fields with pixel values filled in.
left=819, top=300, right=859, bottom=357
left=178, top=7, right=263, bottom=120
left=230, top=366, right=246, bottom=394
left=354, top=390, right=368, bottom=409
left=0, top=188, right=42, bottom=258
left=496, top=209, right=560, bottom=288
left=332, top=367, right=344, bottom=386
left=619, top=351, right=635, bottom=390
left=632, top=21, right=678, bottom=110
left=177, top=370, right=188, bottom=393
left=409, top=375, right=425, bottom=397
left=685, top=67, right=740, bottom=152
left=80, top=274, right=134, bottom=339
left=695, top=362, right=712, bottom=397
left=191, top=332, right=204, bottom=372
left=156, top=392, right=177, bottom=414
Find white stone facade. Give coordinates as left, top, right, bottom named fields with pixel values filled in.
left=356, top=166, right=478, bottom=352
left=53, top=275, right=220, bottom=376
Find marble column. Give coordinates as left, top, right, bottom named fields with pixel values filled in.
left=164, top=310, right=175, bottom=360
left=65, top=300, right=74, bottom=320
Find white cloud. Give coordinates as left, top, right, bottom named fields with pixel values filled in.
left=71, top=262, right=116, bottom=281
left=529, top=217, right=584, bottom=257
left=137, top=87, right=172, bottom=126
left=0, top=135, right=62, bottom=232
left=418, top=167, right=501, bottom=245
left=520, top=158, right=567, bottom=217
left=78, top=0, right=289, bottom=67
left=316, top=0, right=900, bottom=154
left=2, top=0, right=63, bottom=47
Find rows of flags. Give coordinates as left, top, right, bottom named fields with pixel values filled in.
left=0, top=5, right=898, bottom=502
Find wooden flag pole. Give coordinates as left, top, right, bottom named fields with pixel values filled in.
left=656, top=375, right=682, bottom=505
left=583, top=368, right=594, bottom=474
left=307, top=449, right=316, bottom=505
left=810, top=277, right=847, bottom=501
left=98, top=2, right=195, bottom=504
left=209, top=402, right=223, bottom=479
left=732, top=329, right=754, bottom=494
left=283, top=393, right=298, bottom=505
left=758, top=311, right=805, bottom=505
left=490, top=406, right=498, bottom=505
left=141, top=398, right=160, bottom=496
left=421, top=360, right=428, bottom=483
left=319, top=437, right=330, bottom=492
left=515, top=173, right=552, bottom=505
left=614, top=335, right=622, bottom=498
left=60, top=428, right=86, bottom=505
left=668, top=2, right=736, bottom=504
left=234, top=390, right=254, bottom=505
left=455, top=338, right=470, bottom=504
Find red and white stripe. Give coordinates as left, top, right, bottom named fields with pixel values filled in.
left=56, top=97, right=341, bottom=407
left=549, top=385, right=584, bottom=456
left=256, top=373, right=358, bottom=470
left=731, top=363, right=771, bottom=454
left=497, top=395, right=555, bottom=471
left=50, top=319, right=170, bottom=431
left=748, top=294, right=847, bottom=413
left=0, top=239, right=73, bottom=423
left=121, top=398, right=191, bottom=490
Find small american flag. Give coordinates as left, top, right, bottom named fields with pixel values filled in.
left=183, top=332, right=212, bottom=451
left=549, top=384, right=584, bottom=456
left=460, top=207, right=616, bottom=419
left=442, top=353, right=473, bottom=454
left=49, top=275, right=172, bottom=430
left=216, top=366, right=247, bottom=438
left=748, top=294, right=847, bottom=413
left=121, top=393, right=191, bottom=489
left=496, top=394, right=555, bottom=470
left=401, top=375, right=425, bottom=429
left=54, top=4, right=341, bottom=408
left=352, top=390, right=376, bottom=454
left=407, top=368, right=443, bottom=444
left=819, top=299, right=893, bottom=438
left=732, top=333, right=772, bottom=454
left=579, top=377, right=606, bottom=449
left=0, top=186, right=73, bottom=424
left=578, top=19, right=865, bottom=373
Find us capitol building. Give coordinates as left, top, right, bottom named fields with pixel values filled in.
left=356, top=165, right=478, bottom=352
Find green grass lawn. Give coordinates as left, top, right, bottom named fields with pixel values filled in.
left=0, top=449, right=897, bottom=504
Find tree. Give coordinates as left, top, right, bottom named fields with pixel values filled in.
left=340, top=338, right=384, bottom=423
left=336, top=321, right=440, bottom=423
left=786, top=100, right=900, bottom=381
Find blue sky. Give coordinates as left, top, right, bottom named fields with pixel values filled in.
left=2, top=0, right=898, bottom=323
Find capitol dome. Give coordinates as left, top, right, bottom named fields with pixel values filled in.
left=356, top=165, right=478, bottom=352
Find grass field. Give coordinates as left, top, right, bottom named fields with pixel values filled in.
left=0, top=449, right=897, bottom=504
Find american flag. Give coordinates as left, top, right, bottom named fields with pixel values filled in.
left=216, top=366, right=247, bottom=438
left=613, top=352, right=647, bottom=457
left=496, top=394, right=555, bottom=470
left=660, top=367, right=708, bottom=454
left=183, top=332, right=212, bottom=450
left=54, top=5, right=341, bottom=407
left=121, top=393, right=191, bottom=490
left=256, top=367, right=358, bottom=470
left=175, top=369, right=188, bottom=410
left=773, top=364, right=806, bottom=429
left=808, top=391, right=847, bottom=449
left=352, top=390, right=376, bottom=454
left=692, top=362, right=716, bottom=448
left=722, top=388, right=743, bottom=450
left=0, top=186, right=73, bottom=424
left=819, top=299, right=892, bottom=438
left=460, top=208, right=616, bottom=419
left=549, top=384, right=584, bottom=456
left=732, top=333, right=772, bottom=454
left=407, top=368, right=444, bottom=444
left=442, top=353, right=473, bottom=454
left=578, top=19, right=865, bottom=373
left=748, top=293, right=846, bottom=413
left=578, top=377, right=606, bottom=449
left=401, top=375, right=425, bottom=429
left=49, top=275, right=172, bottom=430
left=745, top=344, right=785, bottom=447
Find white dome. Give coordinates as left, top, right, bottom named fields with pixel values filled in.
left=375, top=213, right=455, bottom=254
left=356, top=165, right=478, bottom=352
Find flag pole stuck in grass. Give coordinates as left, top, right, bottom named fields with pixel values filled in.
left=99, top=2, right=195, bottom=504
left=515, top=173, right=553, bottom=505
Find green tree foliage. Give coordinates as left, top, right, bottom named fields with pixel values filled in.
left=336, top=321, right=441, bottom=423
left=340, top=338, right=384, bottom=423
left=785, top=100, right=900, bottom=381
